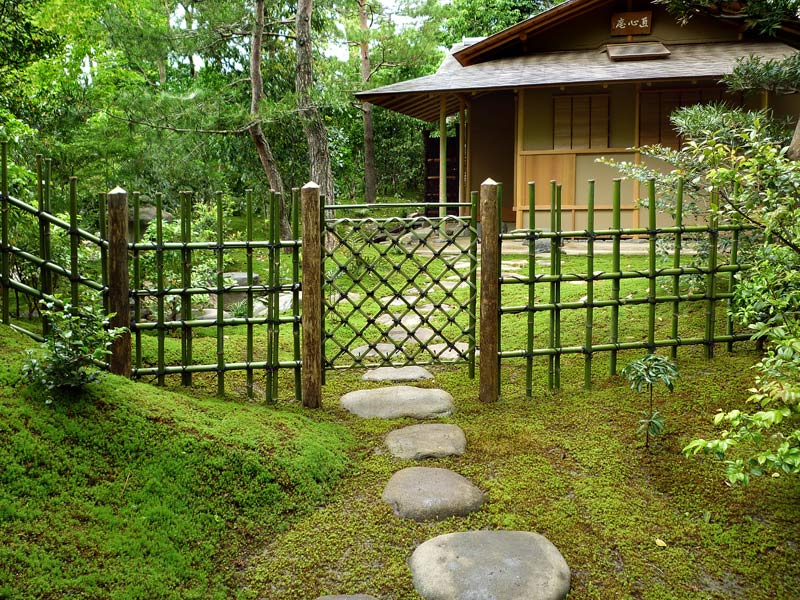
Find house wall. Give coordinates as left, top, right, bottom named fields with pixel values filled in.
left=468, top=92, right=516, bottom=225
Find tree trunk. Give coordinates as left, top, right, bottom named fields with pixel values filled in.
left=296, top=0, right=335, bottom=206
left=249, top=0, right=290, bottom=240
left=358, top=0, right=377, bottom=204
left=788, top=114, right=800, bottom=161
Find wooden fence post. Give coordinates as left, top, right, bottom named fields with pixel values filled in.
left=301, top=181, right=322, bottom=408
left=107, top=187, right=131, bottom=377
left=479, top=178, right=500, bottom=402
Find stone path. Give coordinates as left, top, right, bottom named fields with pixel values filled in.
left=330, top=364, right=571, bottom=599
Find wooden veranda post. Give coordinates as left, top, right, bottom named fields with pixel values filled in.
left=301, top=182, right=322, bottom=408
left=479, top=178, right=500, bottom=402
left=107, top=187, right=131, bottom=377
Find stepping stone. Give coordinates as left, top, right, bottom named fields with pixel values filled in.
left=213, top=272, right=260, bottom=308
left=351, top=343, right=401, bottom=360
left=405, top=303, right=454, bottom=315
left=453, top=260, right=472, bottom=270
left=316, top=596, right=378, bottom=600
left=382, top=467, right=484, bottom=521
left=385, top=424, right=466, bottom=460
left=362, top=366, right=433, bottom=383
left=387, top=327, right=435, bottom=344
left=193, top=308, right=231, bottom=320
left=376, top=313, right=423, bottom=328
left=409, top=531, right=571, bottom=600
left=427, top=342, right=478, bottom=361
left=340, top=386, right=454, bottom=419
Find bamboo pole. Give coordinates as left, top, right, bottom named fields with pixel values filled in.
left=671, top=179, right=683, bottom=359
left=727, top=213, right=739, bottom=353
left=291, top=188, right=302, bottom=400
left=647, top=179, right=657, bottom=353
left=439, top=96, right=447, bottom=230
left=69, top=178, right=80, bottom=307
left=548, top=180, right=557, bottom=390
left=554, top=184, right=562, bottom=390
left=37, top=157, right=50, bottom=335
left=525, top=182, right=535, bottom=398
left=216, top=191, right=225, bottom=398
left=155, top=193, right=165, bottom=386
left=585, top=180, right=595, bottom=389
left=180, top=191, right=192, bottom=386
left=43, top=159, right=52, bottom=304
left=479, top=178, right=500, bottom=402
left=246, top=189, right=255, bottom=398
left=301, top=182, right=322, bottom=408
left=468, top=189, right=479, bottom=380
left=270, top=191, right=281, bottom=401
left=98, top=192, right=109, bottom=315
left=132, top=191, right=141, bottom=370
left=107, top=187, right=131, bottom=377
left=705, top=190, right=719, bottom=359
left=609, top=179, right=621, bottom=375
left=1, top=141, right=8, bottom=325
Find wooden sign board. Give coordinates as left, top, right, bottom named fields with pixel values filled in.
left=611, top=11, right=652, bottom=35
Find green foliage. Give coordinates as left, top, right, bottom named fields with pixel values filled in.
left=623, top=354, right=679, bottom=448
left=22, top=301, right=126, bottom=398
left=439, top=0, right=556, bottom=47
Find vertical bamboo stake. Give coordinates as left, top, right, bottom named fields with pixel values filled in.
left=647, top=179, right=657, bottom=353
left=671, top=179, right=683, bottom=359
left=37, top=156, right=50, bottom=335
left=180, top=191, right=192, bottom=386
left=609, top=179, right=621, bottom=375
left=270, top=191, right=281, bottom=402
left=479, top=178, right=500, bottom=402
left=706, top=190, right=719, bottom=359
left=68, top=177, right=80, bottom=308
left=468, top=190, right=479, bottom=380
left=525, top=182, right=535, bottom=398
left=585, top=180, right=595, bottom=389
left=245, top=189, right=255, bottom=398
left=107, top=187, right=131, bottom=376
left=727, top=215, right=739, bottom=353
left=1, top=141, right=8, bottom=325
left=155, top=193, right=165, bottom=386
left=216, top=191, right=225, bottom=398
left=42, top=159, right=52, bottom=302
left=496, top=183, right=503, bottom=397
left=132, top=192, right=141, bottom=370
left=554, top=184, right=562, bottom=391
left=98, top=192, right=109, bottom=315
left=548, top=181, right=557, bottom=390
left=291, top=188, right=302, bottom=400
left=301, top=182, right=322, bottom=408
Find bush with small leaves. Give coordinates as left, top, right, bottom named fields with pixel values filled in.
left=22, top=302, right=127, bottom=400
left=622, top=354, right=679, bottom=449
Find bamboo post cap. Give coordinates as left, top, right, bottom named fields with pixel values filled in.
left=481, top=178, right=497, bottom=186
left=302, top=181, right=320, bottom=189
left=108, top=187, right=127, bottom=195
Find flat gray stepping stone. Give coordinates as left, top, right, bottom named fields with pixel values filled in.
left=385, top=424, right=466, bottom=459
left=376, top=313, right=423, bottom=328
left=409, top=531, right=571, bottom=600
left=316, top=596, right=378, bottom=600
left=408, top=303, right=454, bottom=315
left=340, top=386, right=454, bottom=419
left=382, top=467, right=484, bottom=521
left=193, top=308, right=231, bottom=320
left=351, top=343, right=400, bottom=359
left=387, top=327, right=435, bottom=344
left=362, top=366, right=433, bottom=382
left=427, top=342, right=478, bottom=361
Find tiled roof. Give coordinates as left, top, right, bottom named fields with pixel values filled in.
left=356, top=41, right=797, bottom=121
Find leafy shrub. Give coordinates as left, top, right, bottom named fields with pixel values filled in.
left=622, top=354, right=679, bottom=448
left=22, top=301, right=126, bottom=399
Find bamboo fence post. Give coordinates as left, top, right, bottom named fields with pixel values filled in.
left=291, top=188, right=302, bottom=400
left=180, top=191, right=192, bottom=386
left=554, top=184, right=562, bottom=390
left=479, top=178, right=500, bottom=402
left=727, top=212, right=740, bottom=353
left=245, top=189, right=255, bottom=399
left=216, top=191, right=225, bottom=398
left=548, top=180, right=557, bottom=390
left=609, top=179, right=622, bottom=375
left=525, top=182, right=535, bottom=398
left=69, top=177, right=80, bottom=307
left=671, top=179, right=683, bottom=359
left=132, top=192, right=141, bottom=370
left=301, top=182, right=322, bottom=408
left=98, top=193, right=109, bottom=315
left=37, top=156, right=51, bottom=335
left=584, top=180, right=595, bottom=389
left=647, top=179, right=657, bottom=353
left=1, top=141, right=8, bottom=325
left=468, top=189, right=479, bottom=380
left=155, top=193, right=165, bottom=386
left=107, top=187, right=131, bottom=377
left=269, top=190, right=281, bottom=402
left=705, top=190, right=719, bottom=359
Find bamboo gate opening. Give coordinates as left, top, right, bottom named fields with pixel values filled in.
left=0, top=141, right=754, bottom=405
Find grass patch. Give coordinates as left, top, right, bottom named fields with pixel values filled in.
left=0, top=326, right=353, bottom=600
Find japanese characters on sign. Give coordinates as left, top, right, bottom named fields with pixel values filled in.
left=611, top=11, right=652, bottom=35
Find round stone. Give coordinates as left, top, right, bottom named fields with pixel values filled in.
left=362, top=366, right=434, bottom=383
left=340, top=386, right=454, bottom=419
left=385, top=424, right=466, bottom=460
left=387, top=326, right=435, bottom=344
left=316, top=596, right=378, bottom=600
left=381, top=467, right=484, bottom=521
left=409, top=531, right=571, bottom=600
